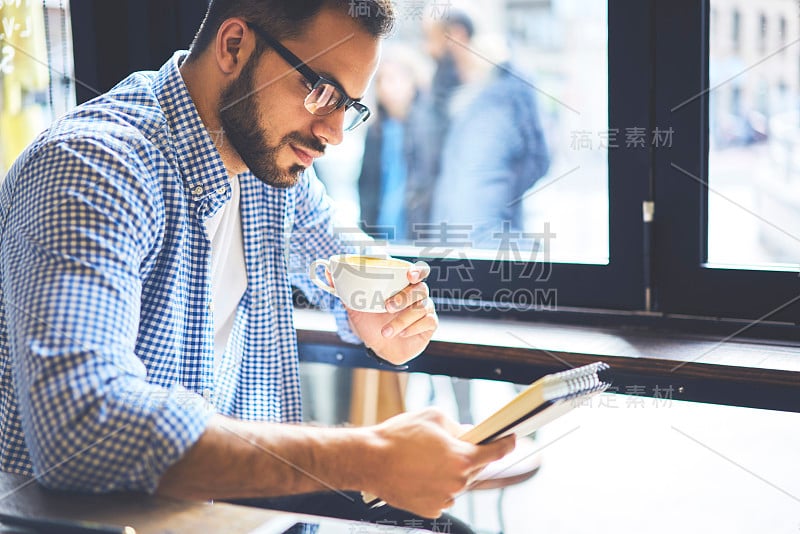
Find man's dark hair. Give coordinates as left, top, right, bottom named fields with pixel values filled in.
left=445, top=9, right=474, bottom=40
left=188, top=0, right=395, bottom=59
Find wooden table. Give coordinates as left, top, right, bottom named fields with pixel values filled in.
left=0, top=471, right=406, bottom=534
left=294, top=309, right=800, bottom=412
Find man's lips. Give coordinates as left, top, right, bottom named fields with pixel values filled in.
left=291, top=145, right=323, bottom=167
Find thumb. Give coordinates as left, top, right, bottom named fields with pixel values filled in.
left=407, top=261, right=430, bottom=284
left=471, top=434, right=516, bottom=466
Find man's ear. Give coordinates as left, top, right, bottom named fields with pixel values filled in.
left=215, top=18, right=253, bottom=75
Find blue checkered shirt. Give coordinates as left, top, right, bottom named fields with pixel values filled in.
left=0, top=51, right=361, bottom=493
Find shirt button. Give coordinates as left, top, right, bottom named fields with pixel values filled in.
left=208, top=300, right=215, bottom=312
left=191, top=185, right=205, bottom=196
left=202, top=389, right=212, bottom=401
left=216, top=187, right=227, bottom=196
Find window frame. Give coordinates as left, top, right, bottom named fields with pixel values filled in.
left=69, top=0, right=800, bottom=336
left=426, top=0, right=800, bottom=331
left=406, top=0, right=651, bottom=315
left=653, top=0, right=800, bottom=325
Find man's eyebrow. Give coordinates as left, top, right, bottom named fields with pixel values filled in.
left=318, top=70, right=363, bottom=101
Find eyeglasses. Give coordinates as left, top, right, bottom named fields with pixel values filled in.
left=247, top=22, right=371, bottom=132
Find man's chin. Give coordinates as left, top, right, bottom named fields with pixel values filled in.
left=252, top=164, right=306, bottom=188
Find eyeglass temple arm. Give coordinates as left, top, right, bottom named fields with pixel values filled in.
left=245, top=22, right=320, bottom=84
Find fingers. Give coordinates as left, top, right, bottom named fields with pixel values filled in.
left=381, top=279, right=435, bottom=338
left=381, top=297, right=438, bottom=339
left=370, top=408, right=472, bottom=518
left=474, top=434, right=517, bottom=465
left=439, top=413, right=468, bottom=438
left=457, top=423, right=474, bottom=437
left=374, top=409, right=512, bottom=519
left=381, top=260, right=430, bottom=316
left=406, top=260, right=431, bottom=284
left=385, top=280, right=429, bottom=313
left=381, top=267, right=437, bottom=338
left=465, top=464, right=490, bottom=487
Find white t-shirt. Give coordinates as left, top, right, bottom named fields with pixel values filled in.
left=203, top=174, right=247, bottom=369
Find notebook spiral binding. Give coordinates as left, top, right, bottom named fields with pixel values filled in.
left=546, top=362, right=612, bottom=401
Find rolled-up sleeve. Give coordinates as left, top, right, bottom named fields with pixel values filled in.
left=1, top=137, right=213, bottom=493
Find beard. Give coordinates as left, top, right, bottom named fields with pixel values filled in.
left=218, top=53, right=325, bottom=188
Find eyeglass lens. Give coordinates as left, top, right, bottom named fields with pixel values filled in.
left=342, top=106, right=367, bottom=131
left=304, top=83, right=367, bottom=131
left=305, top=84, right=341, bottom=114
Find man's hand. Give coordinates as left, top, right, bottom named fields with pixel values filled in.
left=361, top=408, right=516, bottom=518
left=346, top=262, right=437, bottom=364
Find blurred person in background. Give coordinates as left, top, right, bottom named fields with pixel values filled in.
left=418, top=8, right=550, bottom=450
left=357, top=45, right=439, bottom=242
left=425, top=8, right=551, bottom=249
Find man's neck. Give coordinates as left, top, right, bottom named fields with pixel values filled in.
left=179, top=57, right=248, bottom=176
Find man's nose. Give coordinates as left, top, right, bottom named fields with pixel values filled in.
left=311, top=108, right=345, bottom=146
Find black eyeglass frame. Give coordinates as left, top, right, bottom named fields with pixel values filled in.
left=246, top=22, right=371, bottom=130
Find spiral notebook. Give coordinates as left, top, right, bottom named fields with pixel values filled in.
left=363, top=362, right=612, bottom=508
left=458, top=361, right=613, bottom=445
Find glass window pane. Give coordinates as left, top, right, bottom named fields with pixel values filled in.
left=708, top=0, right=800, bottom=268
left=315, top=0, right=609, bottom=265
left=0, top=0, right=75, bottom=176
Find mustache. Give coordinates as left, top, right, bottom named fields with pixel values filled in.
left=283, top=132, right=326, bottom=155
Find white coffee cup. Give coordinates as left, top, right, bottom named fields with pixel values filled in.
left=309, top=254, right=416, bottom=313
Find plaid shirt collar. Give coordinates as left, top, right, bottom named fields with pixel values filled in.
left=155, top=51, right=232, bottom=220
